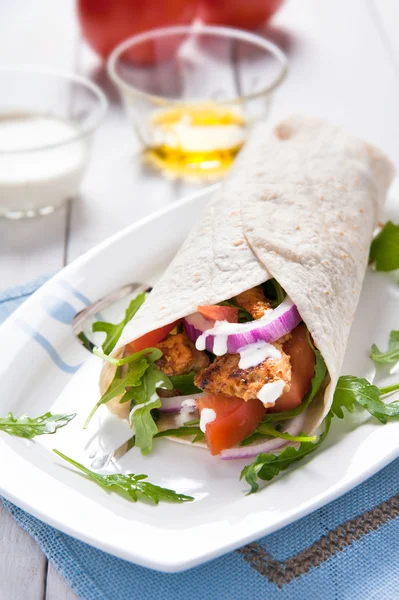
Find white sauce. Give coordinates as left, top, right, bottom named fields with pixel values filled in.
left=238, top=341, right=281, bottom=369
left=258, top=380, right=286, bottom=407
left=212, top=334, right=228, bottom=356
left=196, top=321, right=231, bottom=355
left=195, top=297, right=293, bottom=357
left=129, top=390, right=159, bottom=417
left=195, top=334, right=206, bottom=352
left=174, top=398, right=198, bottom=427
left=199, top=408, right=216, bottom=433
left=0, top=114, right=89, bottom=217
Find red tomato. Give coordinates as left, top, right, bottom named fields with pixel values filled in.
left=197, top=0, right=284, bottom=30
left=269, top=324, right=316, bottom=413
left=78, top=0, right=196, bottom=61
left=197, top=305, right=238, bottom=323
left=197, top=394, right=266, bottom=455
left=125, top=320, right=180, bottom=353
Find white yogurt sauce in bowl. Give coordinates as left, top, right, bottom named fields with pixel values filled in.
left=0, top=66, right=107, bottom=219
left=0, top=114, right=89, bottom=219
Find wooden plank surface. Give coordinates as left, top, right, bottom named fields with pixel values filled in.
left=0, top=501, right=46, bottom=600
left=46, top=562, right=79, bottom=600
left=367, top=0, right=399, bottom=72
left=1, top=1, right=399, bottom=598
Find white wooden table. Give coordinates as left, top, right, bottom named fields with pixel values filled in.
left=1, top=0, right=399, bottom=597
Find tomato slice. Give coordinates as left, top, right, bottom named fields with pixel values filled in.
left=197, top=394, right=266, bottom=455
left=197, top=305, right=238, bottom=323
left=269, top=324, right=316, bottom=413
left=125, top=320, right=180, bottom=353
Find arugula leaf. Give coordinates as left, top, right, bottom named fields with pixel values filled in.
left=0, top=412, right=75, bottom=439
left=240, top=431, right=272, bottom=447
left=240, top=423, right=317, bottom=447
left=241, top=417, right=332, bottom=494
left=155, top=426, right=205, bottom=443
left=369, top=222, right=399, bottom=272
left=183, top=418, right=200, bottom=426
left=241, top=373, right=399, bottom=494
left=218, top=300, right=253, bottom=322
left=128, top=360, right=173, bottom=455
left=53, top=450, right=193, bottom=504
left=169, top=373, right=202, bottom=395
left=267, top=335, right=327, bottom=422
left=94, top=347, right=162, bottom=366
left=332, top=376, right=399, bottom=423
left=192, top=430, right=205, bottom=443
left=254, top=423, right=317, bottom=443
left=380, top=383, right=399, bottom=396
left=370, top=330, right=399, bottom=364
left=263, top=278, right=286, bottom=308
left=84, top=357, right=149, bottom=428
left=92, top=292, right=147, bottom=355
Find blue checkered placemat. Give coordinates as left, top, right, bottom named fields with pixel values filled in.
left=1, top=277, right=398, bottom=600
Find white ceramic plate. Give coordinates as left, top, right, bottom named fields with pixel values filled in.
left=1, top=182, right=399, bottom=573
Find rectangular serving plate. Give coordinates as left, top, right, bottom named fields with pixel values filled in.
left=1, top=183, right=399, bottom=572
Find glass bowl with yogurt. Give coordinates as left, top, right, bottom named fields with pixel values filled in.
left=107, top=25, right=287, bottom=182
left=0, top=66, right=107, bottom=219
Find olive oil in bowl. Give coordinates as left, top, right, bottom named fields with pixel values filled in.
left=144, top=104, right=246, bottom=181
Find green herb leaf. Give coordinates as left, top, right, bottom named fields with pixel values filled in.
left=192, top=430, right=205, bottom=443
left=240, top=431, right=272, bottom=447
left=333, top=375, right=399, bottom=423
left=155, top=426, right=205, bottom=442
left=380, top=383, right=399, bottom=396
left=254, top=424, right=317, bottom=443
left=0, top=412, right=75, bottom=439
left=128, top=360, right=173, bottom=455
left=370, top=330, right=399, bottom=364
left=92, top=292, right=147, bottom=355
left=183, top=418, right=200, bottom=426
left=169, top=373, right=202, bottom=395
left=53, top=450, right=193, bottom=504
left=94, top=347, right=162, bottom=366
left=84, top=357, right=149, bottom=428
left=240, top=417, right=332, bottom=494
left=262, top=278, right=286, bottom=308
left=369, top=221, right=399, bottom=271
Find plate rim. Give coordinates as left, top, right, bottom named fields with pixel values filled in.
left=1, top=439, right=399, bottom=572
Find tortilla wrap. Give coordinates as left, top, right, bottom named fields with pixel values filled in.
left=106, top=115, right=394, bottom=435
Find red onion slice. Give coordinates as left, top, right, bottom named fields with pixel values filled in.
left=159, top=393, right=204, bottom=413
left=220, top=410, right=308, bottom=460
left=184, top=296, right=301, bottom=355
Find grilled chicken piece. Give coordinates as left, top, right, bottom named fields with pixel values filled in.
left=194, top=342, right=291, bottom=402
left=155, top=332, right=209, bottom=376
left=234, top=286, right=272, bottom=320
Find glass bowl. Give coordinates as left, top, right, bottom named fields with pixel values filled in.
left=0, top=66, right=107, bottom=219
left=107, top=25, right=287, bottom=181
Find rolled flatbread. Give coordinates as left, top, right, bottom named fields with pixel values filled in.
left=113, top=114, right=394, bottom=433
